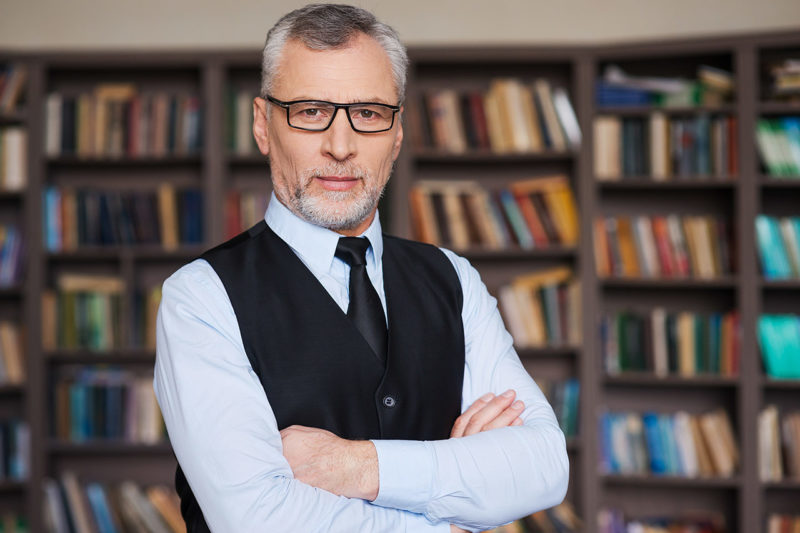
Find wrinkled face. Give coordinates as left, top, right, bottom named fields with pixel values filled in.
left=252, top=33, right=404, bottom=235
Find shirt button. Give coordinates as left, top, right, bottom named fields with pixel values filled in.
left=382, top=395, right=396, bottom=408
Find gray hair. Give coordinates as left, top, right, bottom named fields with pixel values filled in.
left=260, top=4, right=408, bottom=103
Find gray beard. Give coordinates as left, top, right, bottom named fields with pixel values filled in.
left=292, top=184, right=385, bottom=231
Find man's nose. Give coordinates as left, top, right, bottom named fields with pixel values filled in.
left=321, top=108, right=358, bottom=161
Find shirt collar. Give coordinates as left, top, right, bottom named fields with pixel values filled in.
left=264, top=192, right=384, bottom=273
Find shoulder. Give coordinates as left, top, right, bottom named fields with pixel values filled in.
left=162, top=258, right=228, bottom=309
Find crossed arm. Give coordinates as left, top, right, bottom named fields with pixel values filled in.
left=281, top=390, right=526, bottom=533
left=154, top=256, right=569, bottom=532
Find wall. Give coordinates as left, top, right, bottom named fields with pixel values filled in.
left=2, top=0, right=799, bottom=50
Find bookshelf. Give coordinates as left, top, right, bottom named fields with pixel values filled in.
left=0, top=29, right=798, bottom=532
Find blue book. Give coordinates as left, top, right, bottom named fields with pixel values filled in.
left=755, top=215, right=793, bottom=279
left=599, top=413, right=617, bottom=473
left=498, top=189, right=534, bottom=249
left=659, top=415, right=680, bottom=475
left=69, top=385, right=87, bottom=442
left=43, top=187, right=62, bottom=252
left=642, top=412, right=667, bottom=474
left=758, top=314, right=800, bottom=379
left=86, top=483, right=119, bottom=533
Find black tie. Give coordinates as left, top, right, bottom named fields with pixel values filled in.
left=335, top=237, right=388, bottom=366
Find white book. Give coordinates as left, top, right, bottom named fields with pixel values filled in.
left=635, top=216, right=661, bottom=277
left=651, top=307, right=668, bottom=377
left=552, top=87, right=581, bottom=149
left=43, top=479, right=71, bottom=533
left=674, top=411, right=699, bottom=477
left=498, top=286, right=530, bottom=348
left=2, top=128, right=26, bottom=191
left=45, top=93, right=62, bottom=157
left=649, top=112, right=670, bottom=180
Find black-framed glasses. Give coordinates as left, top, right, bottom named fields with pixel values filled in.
left=266, top=95, right=400, bottom=133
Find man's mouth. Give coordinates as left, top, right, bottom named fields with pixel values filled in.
left=314, top=175, right=359, bottom=191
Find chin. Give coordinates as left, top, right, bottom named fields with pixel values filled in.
left=294, top=190, right=376, bottom=232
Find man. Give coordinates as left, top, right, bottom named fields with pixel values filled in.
left=154, top=4, right=568, bottom=532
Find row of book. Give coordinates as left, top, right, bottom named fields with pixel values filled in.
left=0, top=64, right=26, bottom=113
left=224, top=189, right=269, bottom=240
left=758, top=406, right=800, bottom=482
left=596, top=64, right=734, bottom=108
left=0, top=419, right=28, bottom=481
left=600, top=310, right=740, bottom=378
left=537, top=378, right=579, bottom=440
left=43, top=186, right=204, bottom=251
left=599, top=409, right=739, bottom=478
left=593, top=215, right=734, bottom=279
left=756, top=215, right=800, bottom=279
left=497, top=267, right=581, bottom=349
left=598, top=509, right=725, bottom=533
left=42, top=275, right=124, bottom=351
left=768, top=58, right=800, bottom=101
left=0, top=321, right=24, bottom=386
left=758, top=314, right=800, bottom=379
left=45, top=86, right=203, bottom=158
left=0, top=224, right=24, bottom=286
left=44, top=473, right=183, bottom=533
left=593, top=114, right=738, bottom=179
left=224, top=87, right=259, bottom=156
left=485, top=501, right=581, bottom=533
left=756, top=117, right=800, bottom=177
left=409, top=175, right=579, bottom=251
left=767, top=514, right=800, bottom=533
left=0, top=127, right=27, bottom=190
left=408, top=78, right=581, bottom=154
left=53, top=367, right=165, bottom=444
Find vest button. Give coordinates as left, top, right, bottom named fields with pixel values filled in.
left=382, top=395, right=396, bottom=408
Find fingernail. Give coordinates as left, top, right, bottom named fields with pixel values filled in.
left=512, top=401, right=523, bottom=410
left=480, top=392, right=495, bottom=402
left=502, top=389, right=515, bottom=398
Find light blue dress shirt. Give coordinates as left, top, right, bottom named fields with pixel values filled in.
left=154, top=193, right=568, bottom=532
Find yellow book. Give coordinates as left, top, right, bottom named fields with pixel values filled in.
left=158, top=184, right=179, bottom=250
left=512, top=266, right=572, bottom=290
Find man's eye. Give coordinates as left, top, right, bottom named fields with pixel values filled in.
left=303, top=108, right=321, bottom=116
left=357, top=109, right=375, bottom=119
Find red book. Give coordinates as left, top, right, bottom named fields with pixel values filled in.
left=225, top=191, right=241, bottom=240
left=514, top=193, right=549, bottom=247
left=467, top=92, right=490, bottom=150
left=651, top=216, right=675, bottom=277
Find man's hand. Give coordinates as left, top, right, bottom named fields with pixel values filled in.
left=450, top=390, right=524, bottom=438
left=280, top=425, right=379, bottom=501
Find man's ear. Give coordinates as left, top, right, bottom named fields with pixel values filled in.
left=391, top=106, right=404, bottom=161
left=253, top=97, right=270, bottom=156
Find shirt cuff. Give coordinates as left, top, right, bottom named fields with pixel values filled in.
left=370, top=439, right=435, bottom=514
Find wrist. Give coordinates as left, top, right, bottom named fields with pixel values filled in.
left=350, top=440, right=379, bottom=501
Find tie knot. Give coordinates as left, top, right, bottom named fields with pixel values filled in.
left=335, top=237, right=370, bottom=267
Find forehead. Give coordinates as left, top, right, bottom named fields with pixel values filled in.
left=273, top=33, right=397, bottom=104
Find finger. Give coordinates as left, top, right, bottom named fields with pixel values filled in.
left=481, top=401, right=525, bottom=432
left=462, top=390, right=516, bottom=436
left=511, top=417, right=524, bottom=426
left=451, top=392, right=495, bottom=438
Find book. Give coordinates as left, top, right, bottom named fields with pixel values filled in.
left=758, top=314, right=800, bottom=379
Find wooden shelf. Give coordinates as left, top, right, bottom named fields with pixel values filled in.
left=48, top=440, right=173, bottom=455
left=601, top=473, right=741, bottom=488
left=604, top=373, right=739, bottom=387
left=0, top=110, right=26, bottom=124
left=228, top=153, right=267, bottom=165
left=597, top=178, right=736, bottom=190
left=517, top=345, right=580, bottom=358
left=763, top=479, right=800, bottom=490
left=0, top=285, right=23, bottom=298
left=595, top=104, right=736, bottom=116
left=412, top=148, right=578, bottom=163
left=760, top=176, right=800, bottom=187
left=0, top=383, right=24, bottom=395
left=601, top=277, right=737, bottom=289
left=758, top=101, right=800, bottom=114
left=762, top=377, right=800, bottom=389
left=0, top=480, right=27, bottom=493
left=458, top=246, right=578, bottom=261
left=47, top=245, right=206, bottom=261
left=761, top=278, right=800, bottom=289
left=46, top=155, right=202, bottom=166
left=45, top=348, right=155, bottom=364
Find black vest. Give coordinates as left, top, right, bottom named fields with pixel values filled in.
left=176, top=221, right=465, bottom=531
